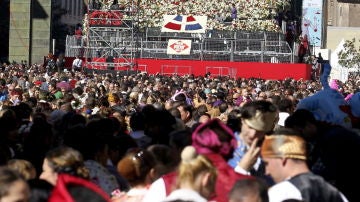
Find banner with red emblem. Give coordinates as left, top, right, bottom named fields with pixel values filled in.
left=167, top=39, right=192, bottom=55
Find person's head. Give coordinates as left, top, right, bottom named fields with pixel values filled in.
left=9, top=88, right=23, bottom=104
left=129, top=111, right=145, bottom=131
left=40, top=146, right=89, bottom=185
left=261, top=128, right=307, bottom=183
left=229, top=178, right=269, bottom=202
left=192, top=118, right=236, bottom=160
left=147, top=144, right=179, bottom=180
left=7, top=159, right=36, bottom=180
left=240, top=100, right=279, bottom=146
left=198, top=113, right=211, bottom=123
left=0, top=167, right=30, bottom=202
left=177, top=103, right=193, bottom=123
left=284, top=109, right=317, bottom=141
left=117, top=149, right=156, bottom=187
left=108, top=93, right=120, bottom=105
left=168, top=107, right=181, bottom=119
left=177, top=146, right=217, bottom=199
left=277, top=98, right=294, bottom=113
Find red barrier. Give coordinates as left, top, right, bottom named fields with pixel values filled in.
left=136, top=59, right=311, bottom=80
left=79, top=58, right=311, bottom=80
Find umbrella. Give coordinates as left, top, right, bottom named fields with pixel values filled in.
left=56, top=81, right=71, bottom=91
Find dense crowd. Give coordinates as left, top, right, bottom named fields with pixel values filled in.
left=0, top=61, right=360, bottom=202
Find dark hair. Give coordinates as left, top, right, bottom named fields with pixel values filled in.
left=277, top=98, right=294, bottom=112
left=240, top=100, right=278, bottom=119
left=147, top=144, right=179, bottom=179
left=285, top=109, right=316, bottom=128
left=219, top=102, right=228, bottom=113
left=168, top=107, right=181, bottom=119
left=169, top=129, right=192, bottom=153
left=174, top=92, right=187, bottom=102
left=229, top=178, right=269, bottom=202
left=226, top=109, right=242, bottom=133
left=28, top=179, right=53, bottom=202
left=0, top=78, right=6, bottom=86
left=130, top=112, right=145, bottom=131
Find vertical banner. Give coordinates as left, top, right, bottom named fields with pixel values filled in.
left=302, top=0, right=324, bottom=47
left=167, top=39, right=192, bottom=55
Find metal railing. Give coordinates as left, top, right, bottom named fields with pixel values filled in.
left=66, top=30, right=293, bottom=63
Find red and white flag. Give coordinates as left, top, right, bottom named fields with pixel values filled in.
left=162, top=15, right=207, bottom=33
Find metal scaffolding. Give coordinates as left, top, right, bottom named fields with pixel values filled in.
left=81, top=0, right=139, bottom=70
left=65, top=2, right=294, bottom=68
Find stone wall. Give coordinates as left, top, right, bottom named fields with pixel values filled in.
left=9, top=0, right=51, bottom=64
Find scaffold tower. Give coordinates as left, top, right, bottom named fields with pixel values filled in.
left=83, top=0, right=139, bottom=71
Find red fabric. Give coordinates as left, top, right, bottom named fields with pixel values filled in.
left=34, top=81, right=42, bottom=86
left=163, top=171, right=178, bottom=196
left=48, top=174, right=111, bottom=202
left=78, top=57, right=311, bottom=80
left=192, top=119, right=236, bottom=159
left=298, top=37, right=309, bottom=56
left=204, top=153, right=252, bottom=202
left=164, top=22, right=182, bottom=30
left=69, top=79, right=77, bottom=89
left=75, top=29, right=82, bottom=38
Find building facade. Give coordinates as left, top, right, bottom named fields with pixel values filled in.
left=9, top=0, right=51, bottom=64
left=59, top=0, right=86, bottom=26
left=326, top=0, right=360, bottom=51
left=327, top=0, right=360, bottom=27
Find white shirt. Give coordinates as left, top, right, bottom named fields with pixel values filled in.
left=72, top=58, right=82, bottom=68
left=142, top=178, right=167, bottom=202
left=268, top=181, right=303, bottom=202
left=268, top=180, right=349, bottom=202
left=278, top=112, right=290, bottom=127
left=163, top=189, right=207, bottom=202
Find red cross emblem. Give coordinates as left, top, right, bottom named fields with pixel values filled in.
left=169, top=41, right=189, bottom=53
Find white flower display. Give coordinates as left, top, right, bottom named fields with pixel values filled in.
left=89, top=0, right=290, bottom=32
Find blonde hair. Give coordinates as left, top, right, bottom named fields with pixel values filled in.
left=108, top=93, right=119, bottom=103
left=45, top=146, right=89, bottom=179
left=7, top=159, right=36, bottom=180
left=177, top=146, right=217, bottom=197
left=0, top=167, right=28, bottom=198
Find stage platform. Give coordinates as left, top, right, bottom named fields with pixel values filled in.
left=133, top=59, right=311, bottom=80
left=65, top=57, right=311, bottom=80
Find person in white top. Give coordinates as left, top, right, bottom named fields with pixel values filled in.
left=261, top=128, right=348, bottom=202
left=72, top=55, right=82, bottom=72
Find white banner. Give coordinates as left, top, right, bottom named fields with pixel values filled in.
left=302, top=0, right=324, bottom=47
left=167, top=39, right=192, bottom=55
left=161, top=15, right=207, bottom=33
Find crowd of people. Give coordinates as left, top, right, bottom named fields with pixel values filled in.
left=0, top=60, right=360, bottom=202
